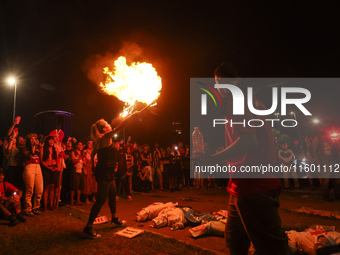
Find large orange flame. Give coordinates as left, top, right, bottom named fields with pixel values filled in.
left=100, top=56, right=162, bottom=116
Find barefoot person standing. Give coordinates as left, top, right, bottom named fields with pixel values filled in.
left=83, top=119, right=126, bottom=239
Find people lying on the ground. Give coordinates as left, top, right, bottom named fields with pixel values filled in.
left=0, top=168, right=26, bottom=225
left=152, top=206, right=186, bottom=229
left=189, top=221, right=226, bottom=237
left=136, top=202, right=178, bottom=222
left=152, top=207, right=228, bottom=231
left=286, top=225, right=340, bottom=255
left=187, top=210, right=228, bottom=237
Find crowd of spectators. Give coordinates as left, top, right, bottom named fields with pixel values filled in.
left=1, top=116, right=339, bottom=226
left=0, top=116, right=208, bottom=226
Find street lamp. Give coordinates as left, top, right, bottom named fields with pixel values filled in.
left=274, top=112, right=279, bottom=119
left=7, top=77, right=17, bottom=123
left=291, top=112, right=302, bottom=145
left=312, top=118, right=319, bottom=124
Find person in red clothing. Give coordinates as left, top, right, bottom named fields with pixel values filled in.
left=207, top=63, right=292, bottom=255
left=0, top=168, right=26, bottom=225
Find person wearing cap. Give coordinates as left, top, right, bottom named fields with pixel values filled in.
left=0, top=168, right=26, bottom=225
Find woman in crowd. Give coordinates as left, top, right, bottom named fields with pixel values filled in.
left=125, top=146, right=134, bottom=196
left=160, top=148, right=170, bottom=190
left=70, top=141, right=85, bottom=206
left=140, top=144, right=153, bottom=189
left=115, top=142, right=133, bottom=202
left=83, top=140, right=97, bottom=204
left=152, top=142, right=163, bottom=191
left=278, top=142, right=300, bottom=189
left=169, top=144, right=180, bottom=192
left=40, top=136, right=59, bottom=210
left=22, top=133, right=43, bottom=216
left=183, top=145, right=191, bottom=189
left=60, top=140, right=73, bottom=204
left=83, top=119, right=126, bottom=239
left=302, top=136, right=316, bottom=187
left=131, top=142, right=140, bottom=189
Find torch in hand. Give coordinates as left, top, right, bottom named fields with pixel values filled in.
left=113, top=99, right=158, bottom=132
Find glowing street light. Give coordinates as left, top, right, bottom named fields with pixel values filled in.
left=8, top=77, right=16, bottom=85
left=7, top=77, right=17, bottom=123
left=313, top=118, right=320, bottom=124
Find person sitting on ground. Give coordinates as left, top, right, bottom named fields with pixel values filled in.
left=0, top=168, right=26, bottom=226
left=137, top=163, right=151, bottom=193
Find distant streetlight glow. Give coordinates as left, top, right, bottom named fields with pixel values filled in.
left=8, top=77, right=16, bottom=85
left=313, top=119, right=320, bottom=124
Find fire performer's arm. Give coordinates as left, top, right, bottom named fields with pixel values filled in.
left=209, top=133, right=257, bottom=162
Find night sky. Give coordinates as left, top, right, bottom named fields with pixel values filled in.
left=1, top=1, right=339, bottom=145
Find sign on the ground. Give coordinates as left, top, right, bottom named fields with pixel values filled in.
left=115, top=227, right=145, bottom=238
